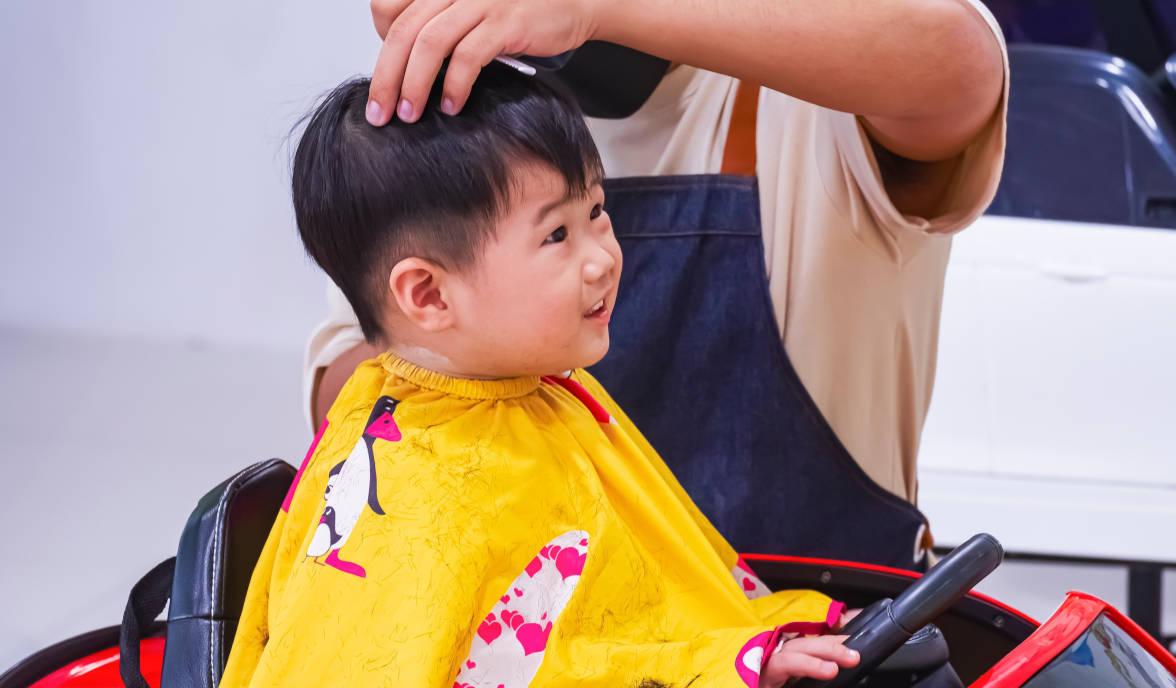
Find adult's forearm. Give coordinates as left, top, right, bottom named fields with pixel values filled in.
left=592, top=0, right=1002, bottom=160
left=312, top=341, right=383, bottom=428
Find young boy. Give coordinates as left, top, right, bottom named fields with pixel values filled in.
left=221, top=65, right=859, bottom=688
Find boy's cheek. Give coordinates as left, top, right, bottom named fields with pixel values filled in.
left=608, top=225, right=623, bottom=261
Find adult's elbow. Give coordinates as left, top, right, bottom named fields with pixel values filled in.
left=873, top=0, right=1004, bottom=160
left=923, top=0, right=1004, bottom=121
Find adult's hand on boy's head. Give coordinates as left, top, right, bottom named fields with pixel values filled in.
left=757, top=635, right=860, bottom=688
left=367, top=0, right=600, bottom=126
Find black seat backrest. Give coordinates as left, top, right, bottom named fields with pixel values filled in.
left=160, top=459, right=294, bottom=688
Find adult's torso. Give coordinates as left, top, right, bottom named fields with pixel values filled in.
left=587, top=76, right=935, bottom=569
left=586, top=65, right=958, bottom=506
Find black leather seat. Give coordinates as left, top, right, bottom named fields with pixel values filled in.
left=160, top=458, right=294, bottom=688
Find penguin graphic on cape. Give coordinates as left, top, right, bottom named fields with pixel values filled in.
left=306, top=395, right=401, bottom=578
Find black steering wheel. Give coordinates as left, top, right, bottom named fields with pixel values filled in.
left=793, top=533, right=1005, bottom=688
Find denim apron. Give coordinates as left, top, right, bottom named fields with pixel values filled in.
left=588, top=82, right=931, bottom=571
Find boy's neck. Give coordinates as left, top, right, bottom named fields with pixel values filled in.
left=388, top=344, right=513, bottom=381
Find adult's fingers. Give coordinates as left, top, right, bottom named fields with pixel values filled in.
left=441, top=20, right=506, bottom=115
left=367, top=0, right=454, bottom=126
left=370, top=0, right=412, bottom=39
left=398, top=4, right=486, bottom=119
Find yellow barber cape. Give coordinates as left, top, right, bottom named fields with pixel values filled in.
left=220, top=354, right=841, bottom=688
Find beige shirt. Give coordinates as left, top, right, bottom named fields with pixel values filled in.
left=305, top=1, right=1009, bottom=504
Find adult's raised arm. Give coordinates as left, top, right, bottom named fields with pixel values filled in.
left=365, top=0, right=1002, bottom=166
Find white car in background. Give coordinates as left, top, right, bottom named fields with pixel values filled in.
left=919, top=43, right=1176, bottom=646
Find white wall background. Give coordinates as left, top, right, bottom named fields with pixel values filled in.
left=0, top=0, right=379, bottom=670
left=0, top=0, right=1172, bottom=676
left=0, top=0, right=378, bottom=350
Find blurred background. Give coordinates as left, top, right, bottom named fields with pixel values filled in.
left=1, top=0, right=1174, bottom=671
left=0, top=0, right=375, bottom=667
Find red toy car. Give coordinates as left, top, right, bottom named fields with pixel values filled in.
left=3, top=459, right=1173, bottom=688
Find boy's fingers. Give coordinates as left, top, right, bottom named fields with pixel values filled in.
left=837, top=608, right=863, bottom=630
left=368, top=0, right=454, bottom=126
left=762, top=653, right=838, bottom=683
left=780, top=637, right=860, bottom=667
left=371, top=0, right=413, bottom=39
left=399, top=5, right=484, bottom=118
left=443, top=21, right=504, bottom=114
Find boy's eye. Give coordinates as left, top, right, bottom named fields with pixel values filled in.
left=543, top=226, right=568, bottom=245
left=590, top=203, right=603, bottom=220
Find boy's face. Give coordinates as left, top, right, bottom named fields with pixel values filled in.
left=446, top=164, right=621, bottom=377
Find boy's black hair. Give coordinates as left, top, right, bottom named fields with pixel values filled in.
left=292, top=63, right=604, bottom=343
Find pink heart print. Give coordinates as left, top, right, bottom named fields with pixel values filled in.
left=733, top=558, right=772, bottom=600
left=453, top=530, right=589, bottom=688
left=500, top=610, right=525, bottom=631
left=477, top=615, right=502, bottom=645
left=532, top=543, right=585, bottom=580
left=515, top=621, right=553, bottom=656
left=555, top=548, right=586, bottom=579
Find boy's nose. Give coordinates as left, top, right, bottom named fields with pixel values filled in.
left=584, top=246, right=617, bottom=282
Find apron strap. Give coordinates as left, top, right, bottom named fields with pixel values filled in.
left=719, top=81, right=760, bottom=177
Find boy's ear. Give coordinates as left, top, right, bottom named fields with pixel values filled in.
left=388, top=258, right=455, bottom=332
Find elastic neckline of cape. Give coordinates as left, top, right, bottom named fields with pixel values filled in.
left=380, top=352, right=542, bottom=400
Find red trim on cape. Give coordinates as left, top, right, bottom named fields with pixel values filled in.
left=542, top=375, right=612, bottom=424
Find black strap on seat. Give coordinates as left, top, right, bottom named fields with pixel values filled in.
left=120, top=557, right=176, bottom=688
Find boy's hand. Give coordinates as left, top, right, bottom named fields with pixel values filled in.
left=758, top=635, right=860, bottom=688
left=367, top=0, right=601, bottom=126
left=835, top=607, right=862, bottom=631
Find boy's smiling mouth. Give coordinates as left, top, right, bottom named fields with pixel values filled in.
left=583, top=295, right=611, bottom=322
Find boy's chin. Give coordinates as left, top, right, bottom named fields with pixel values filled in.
left=573, top=338, right=611, bottom=371
left=547, top=339, right=610, bottom=376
